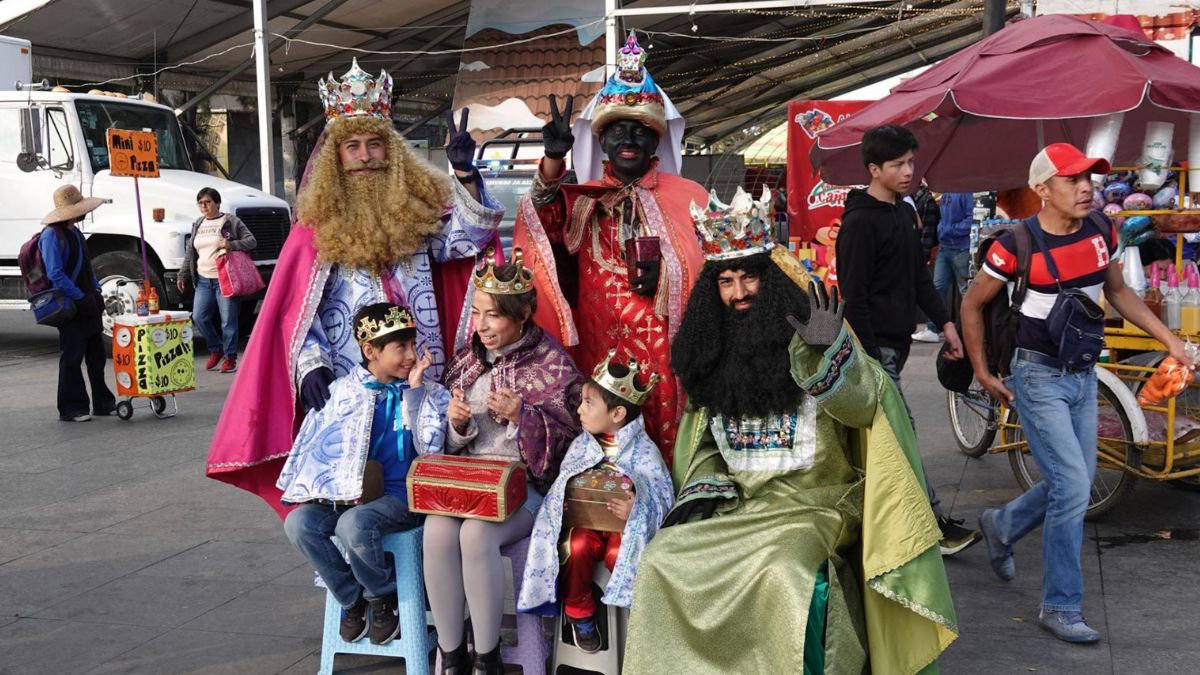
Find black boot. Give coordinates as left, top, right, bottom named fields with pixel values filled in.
left=439, top=640, right=471, bottom=675
left=471, top=644, right=503, bottom=675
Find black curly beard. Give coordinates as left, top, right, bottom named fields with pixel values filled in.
left=671, top=253, right=810, bottom=418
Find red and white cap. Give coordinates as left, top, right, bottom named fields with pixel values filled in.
left=1028, top=143, right=1111, bottom=188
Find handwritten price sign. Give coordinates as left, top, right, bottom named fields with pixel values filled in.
left=106, top=129, right=160, bottom=178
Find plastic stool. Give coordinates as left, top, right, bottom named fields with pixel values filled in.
left=433, top=536, right=550, bottom=675
left=551, top=564, right=626, bottom=675
left=318, top=526, right=436, bottom=675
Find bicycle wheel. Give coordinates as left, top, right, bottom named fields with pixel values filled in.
left=947, top=380, right=996, bottom=458
left=1006, top=377, right=1137, bottom=520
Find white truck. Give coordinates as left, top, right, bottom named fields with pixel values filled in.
left=0, top=35, right=290, bottom=341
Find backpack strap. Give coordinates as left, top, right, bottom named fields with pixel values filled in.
left=1010, top=221, right=1033, bottom=311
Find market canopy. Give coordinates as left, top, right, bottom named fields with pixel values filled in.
left=0, top=0, right=1004, bottom=148
left=810, top=14, right=1200, bottom=192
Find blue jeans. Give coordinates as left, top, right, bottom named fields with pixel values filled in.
left=283, top=496, right=421, bottom=607
left=192, top=276, right=239, bottom=356
left=928, top=246, right=971, bottom=331
left=994, top=358, right=1097, bottom=612
left=877, top=344, right=943, bottom=519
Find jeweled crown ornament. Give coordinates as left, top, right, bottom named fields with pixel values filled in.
left=473, top=247, right=535, bottom=295
left=689, top=185, right=776, bottom=261
left=319, top=58, right=393, bottom=121
left=590, top=32, right=667, bottom=136
left=356, top=305, right=415, bottom=343
left=593, top=349, right=659, bottom=406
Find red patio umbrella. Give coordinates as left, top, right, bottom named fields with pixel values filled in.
left=810, top=15, right=1200, bottom=192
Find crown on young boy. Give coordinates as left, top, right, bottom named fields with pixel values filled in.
left=318, top=58, right=393, bottom=121
left=472, top=247, right=535, bottom=295
left=355, top=305, right=415, bottom=344
left=592, top=349, right=659, bottom=406
left=689, top=185, right=775, bottom=261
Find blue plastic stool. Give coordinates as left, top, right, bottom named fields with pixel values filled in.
left=317, top=526, right=435, bottom=675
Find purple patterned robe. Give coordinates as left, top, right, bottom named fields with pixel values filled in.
left=443, top=324, right=584, bottom=493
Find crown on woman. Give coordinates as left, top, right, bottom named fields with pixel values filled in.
left=355, top=305, right=415, bottom=343
left=318, top=58, right=392, bottom=121
left=473, top=247, right=535, bottom=295
left=689, top=185, right=775, bottom=261
left=593, top=349, right=659, bottom=406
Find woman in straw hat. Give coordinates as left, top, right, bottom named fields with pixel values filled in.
left=39, top=184, right=115, bottom=421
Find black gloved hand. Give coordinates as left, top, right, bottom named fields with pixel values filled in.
left=630, top=259, right=660, bottom=297
left=445, top=109, right=476, bottom=173
left=661, top=497, right=720, bottom=528
left=542, top=94, right=575, bottom=160
left=300, top=366, right=335, bottom=412
left=786, top=282, right=844, bottom=351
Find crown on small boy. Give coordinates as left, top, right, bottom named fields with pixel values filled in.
left=355, top=305, right=415, bottom=344
left=472, top=247, right=535, bottom=295
left=592, top=349, right=659, bottom=406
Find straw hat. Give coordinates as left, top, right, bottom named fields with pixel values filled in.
left=42, top=185, right=105, bottom=225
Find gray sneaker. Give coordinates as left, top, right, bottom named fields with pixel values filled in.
left=1039, top=610, right=1101, bottom=643
left=978, top=509, right=1015, bottom=581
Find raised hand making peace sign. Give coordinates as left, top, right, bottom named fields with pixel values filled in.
left=543, top=94, right=575, bottom=160
left=445, top=108, right=476, bottom=173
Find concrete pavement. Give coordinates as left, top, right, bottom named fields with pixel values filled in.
left=1, top=316, right=1197, bottom=674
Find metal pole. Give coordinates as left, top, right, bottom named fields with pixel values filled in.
left=252, top=0, right=276, bottom=195
left=133, top=175, right=150, bottom=291
left=983, top=0, right=1007, bottom=36
left=606, top=0, right=618, bottom=77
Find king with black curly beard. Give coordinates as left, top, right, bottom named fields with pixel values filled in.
left=623, top=188, right=958, bottom=675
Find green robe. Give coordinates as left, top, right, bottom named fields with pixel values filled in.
left=624, top=325, right=957, bottom=675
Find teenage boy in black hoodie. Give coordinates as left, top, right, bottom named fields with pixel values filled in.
left=836, top=124, right=979, bottom=556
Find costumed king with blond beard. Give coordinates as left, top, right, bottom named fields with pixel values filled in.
left=514, top=33, right=705, bottom=467
left=623, top=189, right=957, bottom=675
left=206, top=61, right=503, bottom=516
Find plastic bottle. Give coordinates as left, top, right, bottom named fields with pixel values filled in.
left=1144, top=265, right=1164, bottom=320
left=147, top=286, right=160, bottom=315
left=1164, top=264, right=1182, bottom=331
left=1183, top=268, right=1200, bottom=336
left=134, top=285, right=149, bottom=317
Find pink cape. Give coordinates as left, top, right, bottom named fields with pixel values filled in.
left=204, top=226, right=479, bottom=519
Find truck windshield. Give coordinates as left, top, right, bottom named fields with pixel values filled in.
left=75, top=100, right=191, bottom=173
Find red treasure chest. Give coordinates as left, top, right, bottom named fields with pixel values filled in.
left=407, top=455, right=527, bottom=522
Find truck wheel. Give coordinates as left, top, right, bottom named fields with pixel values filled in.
left=93, top=251, right=166, bottom=356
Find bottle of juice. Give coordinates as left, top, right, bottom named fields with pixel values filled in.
left=1182, top=268, right=1200, bottom=336
left=1144, top=265, right=1163, bottom=321
left=1164, top=264, right=1183, bottom=331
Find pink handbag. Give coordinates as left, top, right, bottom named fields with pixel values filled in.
left=216, top=249, right=265, bottom=298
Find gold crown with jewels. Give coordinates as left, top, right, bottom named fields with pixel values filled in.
left=355, top=305, right=416, bottom=343
left=689, top=185, right=776, bottom=261
left=472, top=247, right=535, bottom=295
left=593, top=349, right=659, bottom=406
left=318, top=58, right=392, bottom=121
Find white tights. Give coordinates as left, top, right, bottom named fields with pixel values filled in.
left=423, top=510, right=535, bottom=653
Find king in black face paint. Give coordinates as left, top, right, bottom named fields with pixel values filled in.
left=600, top=119, right=660, bottom=184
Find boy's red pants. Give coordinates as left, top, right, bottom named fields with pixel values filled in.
left=562, top=527, right=622, bottom=619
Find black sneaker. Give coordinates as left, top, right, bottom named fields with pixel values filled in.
left=937, top=516, right=981, bottom=556
left=368, top=594, right=400, bottom=645
left=569, top=616, right=602, bottom=654
left=339, top=595, right=369, bottom=642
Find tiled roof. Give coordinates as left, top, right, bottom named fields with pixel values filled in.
left=452, top=25, right=604, bottom=136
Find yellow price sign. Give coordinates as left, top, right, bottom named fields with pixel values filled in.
left=106, top=129, right=160, bottom=178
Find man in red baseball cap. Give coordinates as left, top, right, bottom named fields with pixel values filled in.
left=960, top=142, right=1186, bottom=644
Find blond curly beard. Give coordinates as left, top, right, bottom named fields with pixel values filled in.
left=295, top=117, right=453, bottom=271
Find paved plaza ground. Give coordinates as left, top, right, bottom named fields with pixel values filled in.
left=1, top=317, right=1197, bottom=674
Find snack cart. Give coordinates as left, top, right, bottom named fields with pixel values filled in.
left=111, top=309, right=195, bottom=420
